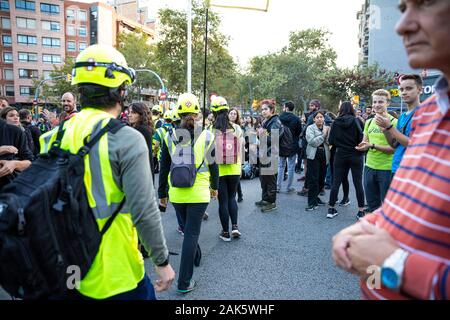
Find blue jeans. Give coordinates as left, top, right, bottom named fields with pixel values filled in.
left=277, top=155, right=296, bottom=191
left=364, top=166, right=392, bottom=212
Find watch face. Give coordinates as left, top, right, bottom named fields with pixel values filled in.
left=381, top=267, right=400, bottom=290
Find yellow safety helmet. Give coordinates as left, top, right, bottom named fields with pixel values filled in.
left=171, top=110, right=181, bottom=122
left=176, top=93, right=200, bottom=115
left=210, top=96, right=229, bottom=112
left=152, top=105, right=162, bottom=114
left=71, top=44, right=136, bottom=88
left=163, top=110, right=172, bottom=120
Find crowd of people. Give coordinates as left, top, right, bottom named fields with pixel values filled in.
left=0, top=0, right=448, bottom=301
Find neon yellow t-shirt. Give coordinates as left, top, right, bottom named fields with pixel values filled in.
left=364, top=115, right=397, bottom=171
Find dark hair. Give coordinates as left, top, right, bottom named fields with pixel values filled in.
left=400, top=74, right=423, bottom=88
left=180, top=113, right=196, bottom=131
left=313, top=110, right=326, bottom=119
left=338, top=101, right=356, bottom=117
left=0, top=106, right=18, bottom=120
left=283, top=101, right=295, bottom=112
left=310, top=99, right=321, bottom=109
left=19, top=108, right=32, bottom=120
left=228, top=107, right=241, bottom=125
left=79, top=84, right=124, bottom=109
left=213, top=110, right=232, bottom=133
left=129, top=102, right=153, bottom=132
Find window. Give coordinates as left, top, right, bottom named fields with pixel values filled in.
left=79, top=10, right=87, bottom=21
left=66, top=9, right=75, bottom=20
left=43, top=70, right=52, bottom=80
left=16, top=17, right=36, bottom=29
left=43, top=54, right=61, bottom=64
left=18, top=52, right=38, bottom=62
left=0, top=0, right=10, bottom=11
left=66, top=25, right=75, bottom=36
left=3, top=52, right=13, bottom=63
left=5, top=86, right=14, bottom=97
left=17, top=34, right=37, bottom=45
left=40, top=3, right=59, bottom=14
left=67, top=41, right=76, bottom=51
left=42, top=37, right=61, bottom=48
left=19, top=69, right=38, bottom=79
left=42, top=20, right=60, bottom=31
left=1, top=17, right=10, bottom=29
left=20, top=86, right=35, bottom=96
left=15, top=0, right=35, bottom=11
left=2, top=35, right=12, bottom=46
left=78, top=26, right=87, bottom=37
left=79, top=42, right=87, bottom=52
left=4, top=69, right=13, bottom=81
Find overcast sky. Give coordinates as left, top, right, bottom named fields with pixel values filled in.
left=81, top=0, right=366, bottom=69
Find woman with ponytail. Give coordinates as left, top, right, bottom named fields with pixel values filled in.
left=158, top=93, right=219, bottom=294
left=211, top=98, right=244, bottom=242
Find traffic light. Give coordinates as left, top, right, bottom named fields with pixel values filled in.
left=66, top=73, right=72, bottom=82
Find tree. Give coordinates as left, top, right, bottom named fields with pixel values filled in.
left=117, top=30, right=161, bottom=102
left=246, top=28, right=337, bottom=113
left=33, top=57, right=77, bottom=109
left=155, top=1, right=237, bottom=99
left=319, top=64, right=397, bottom=110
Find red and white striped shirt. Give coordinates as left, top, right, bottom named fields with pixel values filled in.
left=362, top=76, right=450, bottom=300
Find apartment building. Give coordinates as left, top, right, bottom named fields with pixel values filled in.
left=0, top=0, right=157, bottom=105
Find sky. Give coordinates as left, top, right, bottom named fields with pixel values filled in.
left=80, top=0, right=366, bottom=69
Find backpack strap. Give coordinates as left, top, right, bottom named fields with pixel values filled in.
left=78, top=118, right=125, bottom=156
left=100, top=197, right=125, bottom=235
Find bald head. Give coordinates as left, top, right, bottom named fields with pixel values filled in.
left=62, top=92, right=77, bottom=113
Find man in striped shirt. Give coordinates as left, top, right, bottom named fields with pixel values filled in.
left=332, top=0, right=450, bottom=300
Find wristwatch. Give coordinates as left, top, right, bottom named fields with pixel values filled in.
left=381, top=249, right=409, bottom=291
left=371, top=144, right=375, bottom=150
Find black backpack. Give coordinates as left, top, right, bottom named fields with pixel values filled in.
left=168, top=130, right=204, bottom=188
left=279, top=124, right=295, bottom=157
left=0, top=118, right=125, bottom=299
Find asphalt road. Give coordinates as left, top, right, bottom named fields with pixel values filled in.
left=0, top=173, right=361, bottom=300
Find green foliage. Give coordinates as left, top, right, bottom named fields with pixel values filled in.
left=319, top=64, right=397, bottom=109
left=33, top=57, right=77, bottom=109
left=247, top=28, right=337, bottom=114
left=155, top=0, right=237, bottom=99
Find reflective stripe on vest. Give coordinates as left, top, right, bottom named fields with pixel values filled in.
left=38, top=108, right=144, bottom=299
left=164, top=129, right=214, bottom=203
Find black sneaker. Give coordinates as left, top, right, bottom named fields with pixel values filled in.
left=231, top=225, right=241, bottom=239
left=317, top=198, right=326, bottom=206
left=297, top=189, right=308, bottom=197
left=237, top=197, right=243, bottom=203
left=305, top=204, right=318, bottom=211
left=255, top=200, right=270, bottom=207
left=339, top=199, right=351, bottom=207
left=203, top=212, right=209, bottom=221
left=319, top=189, right=326, bottom=196
left=177, top=280, right=197, bottom=294
left=356, top=211, right=366, bottom=220
left=327, top=208, right=339, bottom=219
left=219, top=231, right=231, bottom=242
left=261, top=203, right=277, bottom=213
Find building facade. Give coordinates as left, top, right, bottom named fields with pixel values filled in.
left=0, top=0, right=156, bottom=106
left=357, top=0, right=416, bottom=74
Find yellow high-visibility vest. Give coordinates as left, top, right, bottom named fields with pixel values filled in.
left=40, top=108, right=144, bottom=299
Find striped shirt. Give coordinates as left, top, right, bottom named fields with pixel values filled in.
left=362, top=76, right=450, bottom=300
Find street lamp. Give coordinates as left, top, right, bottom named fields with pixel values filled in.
left=135, top=69, right=167, bottom=99
left=34, top=75, right=66, bottom=119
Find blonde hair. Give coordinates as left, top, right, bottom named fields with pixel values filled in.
left=372, top=89, right=391, bottom=101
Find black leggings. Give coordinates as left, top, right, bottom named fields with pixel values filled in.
left=306, top=148, right=327, bottom=206
left=218, top=175, right=240, bottom=232
left=329, top=155, right=365, bottom=208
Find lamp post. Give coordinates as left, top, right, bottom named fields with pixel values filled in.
left=135, top=69, right=167, bottom=105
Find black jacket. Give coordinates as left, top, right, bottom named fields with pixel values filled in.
left=279, top=112, right=302, bottom=153
left=0, top=120, right=34, bottom=189
left=21, top=121, right=41, bottom=155
left=260, top=115, right=282, bottom=160
left=328, top=115, right=364, bottom=159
